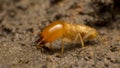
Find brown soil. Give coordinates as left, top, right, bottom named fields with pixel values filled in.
left=0, top=0, right=120, bottom=68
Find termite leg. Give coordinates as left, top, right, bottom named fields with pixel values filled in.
left=61, top=38, right=65, bottom=54
left=97, top=33, right=104, bottom=45
left=49, top=43, right=53, bottom=50
left=79, top=33, right=84, bottom=48
left=75, top=33, right=84, bottom=48
left=83, top=31, right=92, bottom=40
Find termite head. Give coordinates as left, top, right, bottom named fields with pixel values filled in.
left=36, top=21, right=64, bottom=49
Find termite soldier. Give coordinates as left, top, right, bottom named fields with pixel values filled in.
left=36, top=21, right=100, bottom=53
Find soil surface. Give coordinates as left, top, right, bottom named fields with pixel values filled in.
left=0, top=0, right=120, bottom=68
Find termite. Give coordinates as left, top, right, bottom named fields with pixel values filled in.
left=36, top=20, right=101, bottom=53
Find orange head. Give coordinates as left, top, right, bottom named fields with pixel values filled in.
left=36, top=21, right=64, bottom=48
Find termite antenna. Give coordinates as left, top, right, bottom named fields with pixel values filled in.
left=97, top=32, right=104, bottom=45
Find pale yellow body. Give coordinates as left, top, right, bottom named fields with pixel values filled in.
left=63, top=23, right=98, bottom=42
left=60, top=22, right=99, bottom=53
